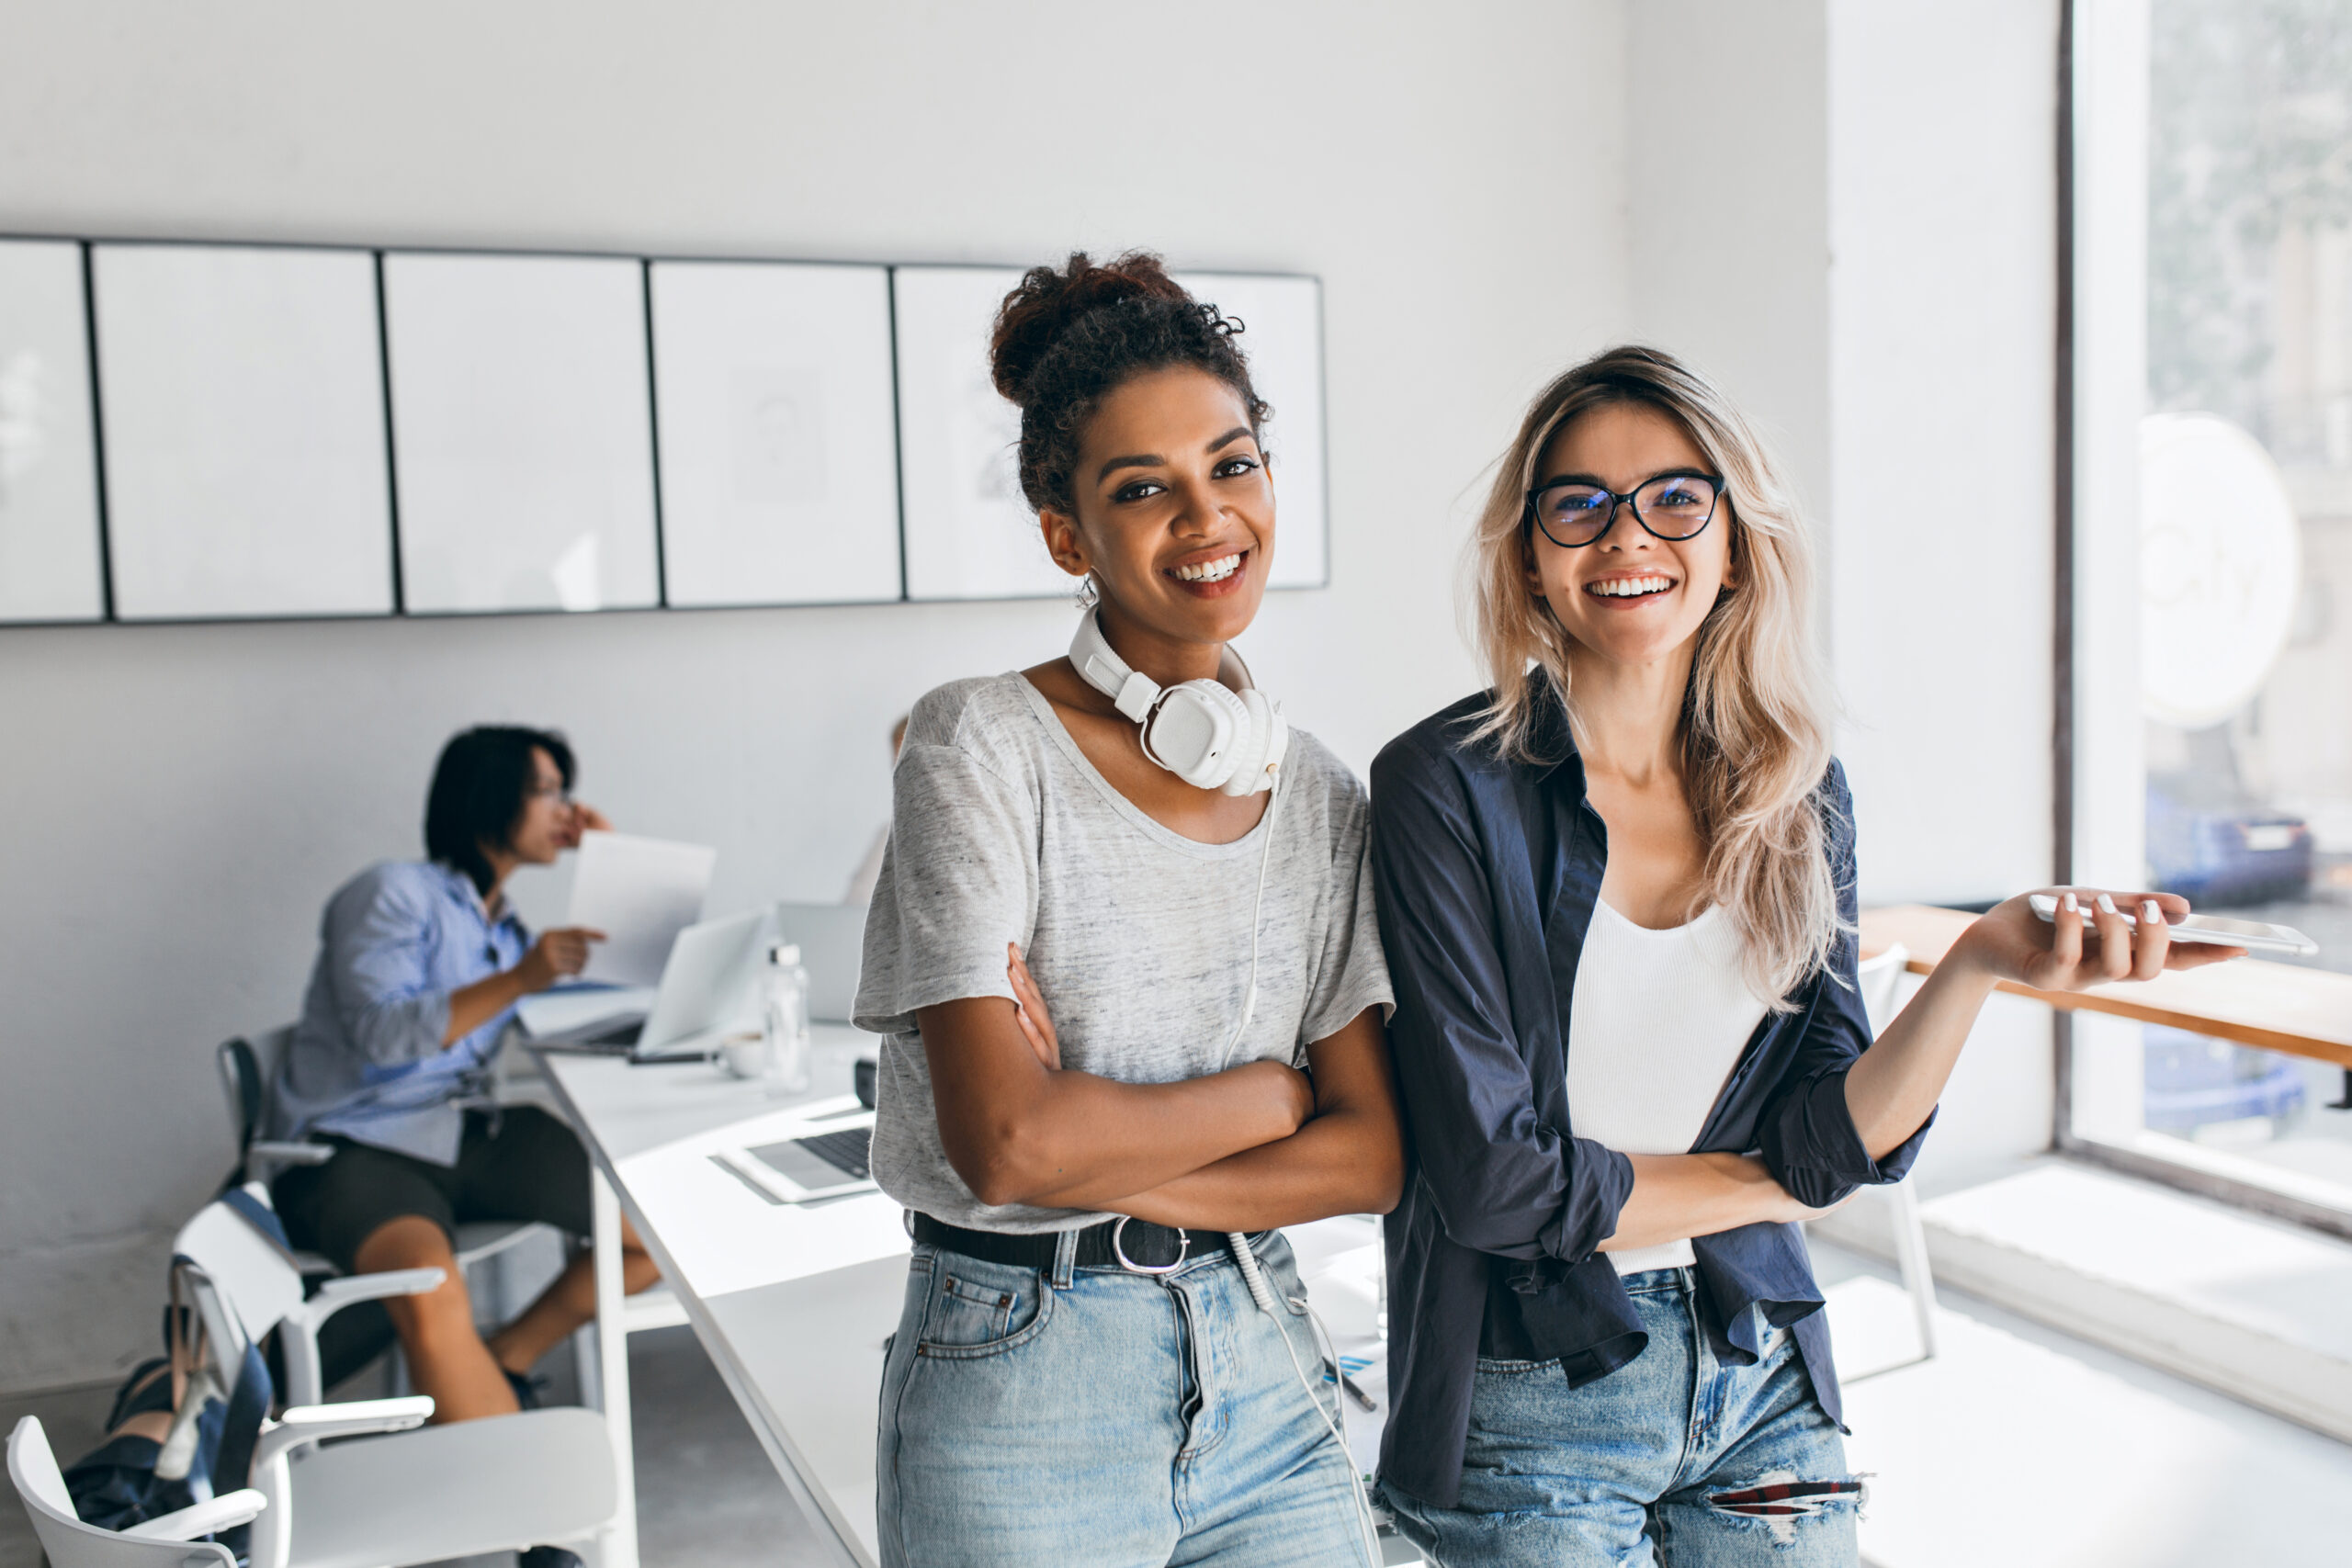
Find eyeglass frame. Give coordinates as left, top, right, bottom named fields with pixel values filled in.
left=1521, top=468, right=1728, bottom=549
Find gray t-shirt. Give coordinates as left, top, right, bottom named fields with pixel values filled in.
left=854, top=671, right=1392, bottom=1234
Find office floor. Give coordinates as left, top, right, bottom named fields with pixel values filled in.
left=0, top=1324, right=821, bottom=1568
left=1812, top=1238, right=2352, bottom=1568
left=12, top=1261, right=2352, bottom=1568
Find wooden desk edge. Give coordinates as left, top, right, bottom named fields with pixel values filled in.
left=1860, top=904, right=2352, bottom=1071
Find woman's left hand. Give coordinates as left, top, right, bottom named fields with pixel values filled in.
left=1952, top=887, right=2244, bottom=994
left=573, top=802, right=614, bottom=834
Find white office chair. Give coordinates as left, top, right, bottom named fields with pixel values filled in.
left=220, top=1025, right=685, bottom=1416
left=8, top=1416, right=266, bottom=1568
left=1855, top=942, right=1939, bottom=1362
left=217, top=1028, right=551, bottom=1302
left=171, top=1190, right=616, bottom=1568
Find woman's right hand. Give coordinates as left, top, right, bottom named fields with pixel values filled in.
left=514, top=927, right=605, bottom=993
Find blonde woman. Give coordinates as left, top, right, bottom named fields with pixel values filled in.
left=1367, top=345, right=2233, bottom=1566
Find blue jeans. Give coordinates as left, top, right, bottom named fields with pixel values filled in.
left=1381, top=1268, right=1862, bottom=1567
left=876, top=1228, right=1374, bottom=1567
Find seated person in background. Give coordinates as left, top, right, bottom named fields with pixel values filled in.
left=842, top=713, right=910, bottom=905
left=268, top=724, right=660, bottom=1424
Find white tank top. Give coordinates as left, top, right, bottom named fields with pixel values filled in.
left=1566, top=898, right=1770, bottom=1274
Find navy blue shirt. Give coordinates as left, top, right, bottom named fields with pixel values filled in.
left=1368, top=690, right=1930, bottom=1508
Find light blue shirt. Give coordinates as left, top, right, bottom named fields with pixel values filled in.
left=266, top=860, right=531, bottom=1167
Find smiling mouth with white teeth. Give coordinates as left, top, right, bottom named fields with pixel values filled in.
left=1586, top=575, right=1674, bottom=599
left=1174, top=552, right=1245, bottom=583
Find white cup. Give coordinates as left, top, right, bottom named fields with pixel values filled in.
left=718, top=1031, right=770, bottom=1080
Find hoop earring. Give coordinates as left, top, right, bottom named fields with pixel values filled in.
left=1074, top=575, right=1100, bottom=612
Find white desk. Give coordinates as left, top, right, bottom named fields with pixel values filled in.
left=534, top=1026, right=1410, bottom=1568
left=535, top=1026, right=899, bottom=1567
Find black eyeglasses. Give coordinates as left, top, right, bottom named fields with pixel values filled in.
left=1523, top=469, right=1725, bottom=548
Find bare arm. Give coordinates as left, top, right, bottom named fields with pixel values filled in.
left=1598, top=1152, right=1827, bottom=1250
left=915, top=949, right=1315, bottom=1210
left=1844, top=888, right=2241, bottom=1158
left=1084, top=1007, right=1404, bottom=1230
left=442, top=927, right=604, bottom=1044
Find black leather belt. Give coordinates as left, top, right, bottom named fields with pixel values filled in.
left=912, top=1213, right=1250, bottom=1274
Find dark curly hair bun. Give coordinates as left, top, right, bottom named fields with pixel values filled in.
left=987, top=251, right=1268, bottom=514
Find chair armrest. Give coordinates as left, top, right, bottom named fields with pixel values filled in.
left=246, top=1141, right=334, bottom=1167
left=288, top=1268, right=447, bottom=1325
left=252, top=1397, right=433, bottom=1471
left=275, top=1269, right=447, bottom=1405
left=121, top=1488, right=267, bottom=1540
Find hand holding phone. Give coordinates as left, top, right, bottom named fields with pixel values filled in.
left=2026, top=893, right=2315, bottom=957
left=1945, top=887, right=2254, bottom=1001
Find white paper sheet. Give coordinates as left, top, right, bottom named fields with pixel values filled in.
left=566, top=830, right=717, bottom=986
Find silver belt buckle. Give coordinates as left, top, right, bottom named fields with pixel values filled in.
left=1110, top=1216, right=1189, bottom=1275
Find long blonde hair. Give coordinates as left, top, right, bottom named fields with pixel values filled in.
left=1466, top=344, right=1841, bottom=1003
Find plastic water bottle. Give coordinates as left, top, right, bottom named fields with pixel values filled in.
left=763, top=942, right=812, bottom=1092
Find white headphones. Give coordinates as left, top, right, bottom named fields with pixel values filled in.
left=1068, top=608, right=1289, bottom=796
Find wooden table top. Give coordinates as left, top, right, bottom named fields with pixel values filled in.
left=1860, top=904, right=2352, bottom=1070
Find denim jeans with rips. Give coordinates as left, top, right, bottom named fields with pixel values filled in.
left=1381, top=1266, right=1864, bottom=1568
left=876, top=1227, right=1376, bottom=1568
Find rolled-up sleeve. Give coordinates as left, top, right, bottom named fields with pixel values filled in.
left=1371, top=739, right=1633, bottom=1266
left=324, top=872, right=455, bottom=1068
left=1754, top=762, right=1933, bottom=1206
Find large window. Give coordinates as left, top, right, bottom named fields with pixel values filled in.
left=2067, top=0, right=2352, bottom=1228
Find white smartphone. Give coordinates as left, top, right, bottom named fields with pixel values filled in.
left=2027, top=893, right=2317, bottom=958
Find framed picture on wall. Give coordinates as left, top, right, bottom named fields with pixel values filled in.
left=0, top=239, right=104, bottom=624
left=93, top=243, right=394, bottom=620
left=891, top=265, right=1071, bottom=602
left=1172, top=272, right=1327, bottom=591
left=383, top=251, right=661, bottom=615
left=649, top=260, right=902, bottom=607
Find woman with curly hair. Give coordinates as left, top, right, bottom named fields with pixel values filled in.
left=854, top=253, right=1399, bottom=1566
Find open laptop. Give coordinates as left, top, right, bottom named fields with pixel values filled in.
left=718, top=1106, right=878, bottom=1203
left=771, top=900, right=870, bottom=1023
left=519, top=908, right=769, bottom=1062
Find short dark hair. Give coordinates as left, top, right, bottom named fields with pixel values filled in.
left=988, top=251, right=1268, bottom=517
left=424, top=726, right=575, bottom=896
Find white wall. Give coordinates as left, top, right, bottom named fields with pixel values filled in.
left=1628, top=0, right=1833, bottom=519
left=1827, top=0, right=2062, bottom=908
left=0, top=0, right=1633, bottom=1390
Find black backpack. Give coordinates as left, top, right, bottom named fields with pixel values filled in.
left=62, top=1191, right=276, bottom=1538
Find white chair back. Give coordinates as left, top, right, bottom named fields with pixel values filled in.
left=172, top=1190, right=307, bottom=1356
left=1856, top=943, right=1911, bottom=1039
left=7, top=1417, right=237, bottom=1568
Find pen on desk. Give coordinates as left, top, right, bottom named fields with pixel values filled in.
left=1324, top=1359, right=1377, bottom=1412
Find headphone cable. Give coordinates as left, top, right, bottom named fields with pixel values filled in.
left=1212, top=764, right=1385, bottom=1565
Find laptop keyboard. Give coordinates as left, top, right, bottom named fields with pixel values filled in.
left=795, top=1127, right=873, bottom=1180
